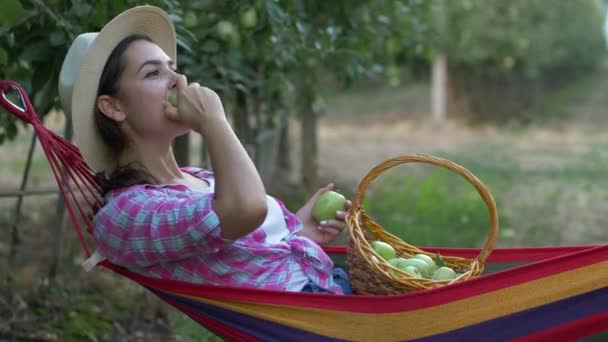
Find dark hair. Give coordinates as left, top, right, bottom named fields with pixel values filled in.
left=93, top=34, right=156, bottom=195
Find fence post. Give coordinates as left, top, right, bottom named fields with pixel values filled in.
left=48, top=118, right=72, bottom=280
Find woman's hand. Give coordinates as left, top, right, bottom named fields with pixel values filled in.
left=295, top=183, right=352, bottom=245
left=164, top=75, right=226, bottom=133
left=166, top=75, right=267, bottom=239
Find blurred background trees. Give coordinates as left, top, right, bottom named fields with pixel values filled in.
left=0, top=0, right=433, bottom=189
left=1, top=1, right=607, bottom=339
left=2, top=0, right=605, bottom=189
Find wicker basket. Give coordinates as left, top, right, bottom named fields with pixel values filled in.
left=345, top=154, right=499, bottom=295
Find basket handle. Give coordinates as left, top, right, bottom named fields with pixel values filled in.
left=351, top=154, right=499, bottom=264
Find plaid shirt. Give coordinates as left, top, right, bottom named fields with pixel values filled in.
left=93, top=167, right=342, bottom=294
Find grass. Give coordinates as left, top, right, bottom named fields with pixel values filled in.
left=363, top=165, right=494, bottom=248
left=4, top=156, right=51, bottom=177
left=168, top=311, right=223, bottom=342
left=361, top=140, right=608, bottom=249
left=2, top=63, right=608, bottom=339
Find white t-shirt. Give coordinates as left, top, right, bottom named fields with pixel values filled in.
left=190, top=178, right=310, bottom=291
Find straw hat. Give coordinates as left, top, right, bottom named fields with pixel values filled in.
left=58, top=6, right=176, bottom=173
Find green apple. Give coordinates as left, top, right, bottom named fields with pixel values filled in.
left=371, top=241, right=396, bottom=261
left=402, top=266, right=422, bottom=278
left=412, top=254, right=437, bottom=276
left=183, top=12, right=198, bottom=29
left=168, top=93, right=178, bottom=107
left=388, top=257, right=407, bottom=268
left=412, top=253, right=435, bottom=267
left=240, top=8, right=258, bottom=29
left=432, top=266, right=458, bottom=281
left=216, top=20, right=236, bottom=41
left=312, top=190, right=346, bottom=221
left=395, top=258, right=431, bottom=276
left=388, top=258, right=421, bottom=278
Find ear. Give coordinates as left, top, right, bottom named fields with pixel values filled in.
left=96, top=95, right=127, bottom=122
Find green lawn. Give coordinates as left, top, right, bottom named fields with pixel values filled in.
left=362, top=141, right=608, bottom=249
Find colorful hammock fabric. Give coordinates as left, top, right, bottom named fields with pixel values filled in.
left=1, top=80, right=607, bottom=341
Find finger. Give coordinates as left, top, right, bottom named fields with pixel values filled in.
left=314, top=182, right=334, bottom=197
left=317, top=225, right=343, bottom=236
left=319, top=219, right=346, bottom=230
left=344, top=200, right=352, bottom=210
left=176, top=74, right=188, bottom=90
left=164, top=102, right=179, bottom=120
left=190, top=81, right=201, bottom=88
left=335, top=210, right=347, bottom=220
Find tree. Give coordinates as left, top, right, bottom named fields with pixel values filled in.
left=437, top=0, right=606, bottom=122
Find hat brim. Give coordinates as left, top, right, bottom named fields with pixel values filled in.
left=71, top=6, right=176, bottom=174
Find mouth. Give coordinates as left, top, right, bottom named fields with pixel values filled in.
left=168, top=91, right=178, bottom=106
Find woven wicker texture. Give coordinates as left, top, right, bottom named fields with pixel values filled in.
left=345, top=154, right=499, bottom=295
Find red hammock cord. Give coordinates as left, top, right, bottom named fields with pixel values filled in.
left=0, top=80, right=104, bottom=258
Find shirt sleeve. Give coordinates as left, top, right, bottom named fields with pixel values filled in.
left=93, top=187, right=226, bottom=268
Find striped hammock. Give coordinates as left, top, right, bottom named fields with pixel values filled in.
left=1, top=80, right=606, bottom=341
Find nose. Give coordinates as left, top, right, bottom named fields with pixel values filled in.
left=169, top=72, right=179, bottom=89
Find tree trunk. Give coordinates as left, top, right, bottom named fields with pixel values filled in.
left=173, top=133, right=190, bottom=166
left=431, top=53, right=448, bottom=125
left=277, top=112, right=291, bottom=172
left=298, top=87, right=318, bottom=191
left=234, top=88, right=251, bottom=144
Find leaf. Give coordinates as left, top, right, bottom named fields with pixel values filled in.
left=31, top=64, right=50, bottom=96
left=19, top=40, right=51, bottom=63
left=71, top=2, right=92, bottom=18
left=201, top=40, right=220, bottom=53
left=0, top=48, right=7, bottom=65
left=0, top=0, right=24, bottom=28
left=265, top=1, right=287, bottom=24
left=49, top=31, right=66, bottom=46
left=176, top=36, right=193, bottom=54
left=6, top=121, right=18, bottom=140
left=435, top=252, right=446, bottom=268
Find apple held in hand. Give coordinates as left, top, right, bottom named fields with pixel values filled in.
left=371, top=241, right=396, bottom=260
left=312, top=190, right=346, bottom=221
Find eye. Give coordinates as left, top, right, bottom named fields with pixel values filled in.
left=145, top=70, right=159, bottom=78
left=171, top=67, right=182, bottom=75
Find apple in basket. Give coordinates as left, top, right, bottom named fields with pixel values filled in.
left=411, top=254, right=437, bottom=276
left=432, top=266, right=458, bottom=281
left=393, top=257, right=433, bottom=277
left=388, top=258, right=422, bottom=278
left=370, top=241, right=396, bottom=260
left=312, top=190, right=346, bottom=221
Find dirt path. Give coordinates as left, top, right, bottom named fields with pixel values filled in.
left=317, top=68, right=608, bottom=188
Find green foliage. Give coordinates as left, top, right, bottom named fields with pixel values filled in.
left=0, top=0, right=171, bottom=145
left=0, top=0, right=24, bottom=27
left=434, top=0, right=607, bottom=122
left=363, top=167, right=496, bottom=248
left=169, top=310, right=222, bottom=341
left=442, top=0, right=606, bottom=77
left=0, top=0, right=431, bottom=145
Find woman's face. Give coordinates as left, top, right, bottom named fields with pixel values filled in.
left=114, top=40, right=188, bottom=141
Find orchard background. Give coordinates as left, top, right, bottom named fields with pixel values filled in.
left=1, top=0, right=607, bottom=340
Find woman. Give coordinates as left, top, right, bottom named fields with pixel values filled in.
left=58, top=6, right=353, bottom=294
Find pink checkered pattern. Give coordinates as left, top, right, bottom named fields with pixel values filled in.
left=93, top=167, right=342, bottom=293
